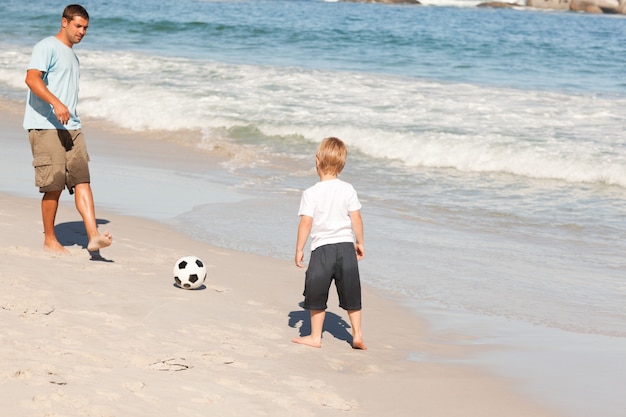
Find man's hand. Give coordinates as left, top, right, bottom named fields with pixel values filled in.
left=53, top=102, right=71, bottom=125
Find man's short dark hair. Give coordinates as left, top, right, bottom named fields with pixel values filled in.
left=63, top=4, right=89, bottom=21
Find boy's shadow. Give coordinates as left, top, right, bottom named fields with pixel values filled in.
left=55, top=219, right=114, bottom=262
left=288, top=302, right=353, bottom=346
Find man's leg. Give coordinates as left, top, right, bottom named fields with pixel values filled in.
left=74, top=183, right=112, bottom=251
left=41, top=190, right=69, bottom=253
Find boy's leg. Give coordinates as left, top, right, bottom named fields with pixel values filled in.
left=348, top=309, right=366, bottom=350
left=41, top=190, right=69, bottom=254
left=293, top=245, right=333, bottom=348
left=292, top=309, right=325, bottom=348
left=335, top=242, right=366, bottom=349
left=73, top=183, right=112, bottom=251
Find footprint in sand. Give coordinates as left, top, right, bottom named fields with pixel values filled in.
left=123, top=381, right=145, bottom=392
left=286, top=377, right=358, bottom=412
left=148, top=357, right=192, bottom=371
left=13, top=369, right=34, bottom=380
left=0, top=299, right=55, bottom=320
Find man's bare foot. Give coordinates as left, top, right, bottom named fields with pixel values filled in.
left=87, top=230, right=113, bottom=252
left=352, top=337, right=367, bottom=350
left=44, top=239, right=70, bottom=254
left=291, top=336, right=322, bottom=348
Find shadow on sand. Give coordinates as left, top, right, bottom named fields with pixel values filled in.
left=288, top=302, right=353, bottom=346
left=55, top=219, right=114, bottom=262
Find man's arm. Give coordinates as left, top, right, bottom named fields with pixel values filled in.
left=25, top=69, right=70, bottom=125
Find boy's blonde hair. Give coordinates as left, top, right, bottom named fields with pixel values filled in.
left=316, top=137, right=347, bottom=176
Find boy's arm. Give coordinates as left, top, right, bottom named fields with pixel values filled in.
left=350, top=210, right=365, bottom=260
left=25, top=69, right=70, bottom=125
left=295, top=215, right=313, bottom=268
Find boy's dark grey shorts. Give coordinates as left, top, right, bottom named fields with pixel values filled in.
left=302, top=241, right=362, bottom=311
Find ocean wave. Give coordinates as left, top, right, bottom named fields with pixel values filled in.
left=1, top=41, right=624, bottom=188
left=71, top=49, right=626, bottom=188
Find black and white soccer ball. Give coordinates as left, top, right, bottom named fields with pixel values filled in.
left=173, top=256, right=207, bottom=290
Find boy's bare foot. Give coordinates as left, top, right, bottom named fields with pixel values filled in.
left=44, top=239, right=70, bottom=254
left=352, top=338, right=367, bottom=350
left=87, top=230, right=113, bottom=252
left=291, top=336, right=322, bottom=348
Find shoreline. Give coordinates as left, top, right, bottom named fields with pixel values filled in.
left=0, top=190, right=562, bottom=417
left=0, top=103, right=563, bottom=416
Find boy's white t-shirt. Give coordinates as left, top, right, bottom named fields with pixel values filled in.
left=298, top=178, right=361, bottom=251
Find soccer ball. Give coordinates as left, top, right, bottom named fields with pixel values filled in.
left=173, top=256, right=207, bottom=290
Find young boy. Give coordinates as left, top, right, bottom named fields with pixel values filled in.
left=293, top=137, right=366, bottom=350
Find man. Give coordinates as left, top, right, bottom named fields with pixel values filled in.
left=24, top=4, right=112, bottom=254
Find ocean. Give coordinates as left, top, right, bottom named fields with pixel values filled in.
left=1, top=1, right=625, bottom=416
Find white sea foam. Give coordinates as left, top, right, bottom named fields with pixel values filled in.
left=73, top=49, right=626, bottom=188
left=0, top=47, right=31, bottom=101
left=4, top=44, right=623, bottom=189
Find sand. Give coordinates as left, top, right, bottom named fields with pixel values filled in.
left=0, top=103, right=563, bottom=417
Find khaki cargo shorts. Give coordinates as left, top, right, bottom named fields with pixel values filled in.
left=28, top=129, right=90, bottom=194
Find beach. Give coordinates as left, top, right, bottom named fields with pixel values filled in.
left=2, top=3, right=625, bottom=414
left=0, top=104, right=565, bottom=417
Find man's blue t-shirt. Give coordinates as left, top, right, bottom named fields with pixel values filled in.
left=23, top=36, right=82, bottom=130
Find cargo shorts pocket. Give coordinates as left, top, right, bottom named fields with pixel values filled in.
left=32, top=155, right=54, bottom=188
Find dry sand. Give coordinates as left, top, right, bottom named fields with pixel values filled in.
left=0, top=104, right=563, bottom=417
